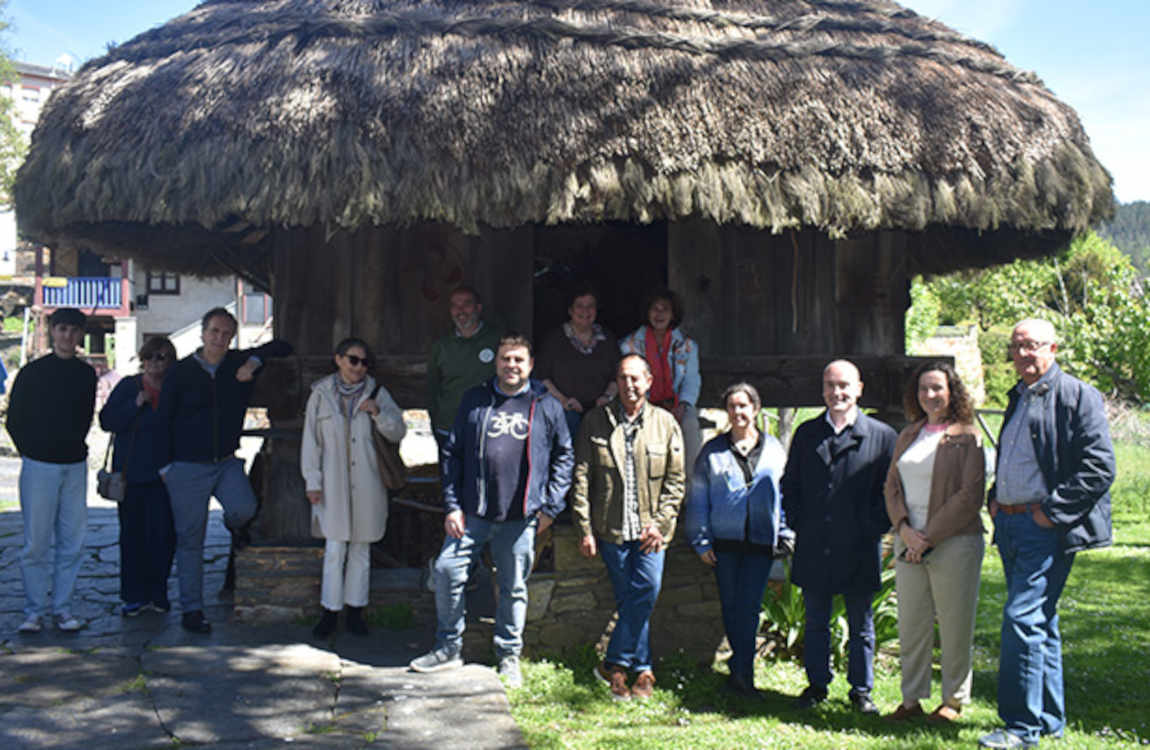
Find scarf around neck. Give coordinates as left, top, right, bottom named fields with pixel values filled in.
left=644, top=326, right=677, bottom=407
left=334, top=377, right=368, bottom=419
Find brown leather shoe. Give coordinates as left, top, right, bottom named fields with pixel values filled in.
left=632, top=670, right=656, bottom=700
left=593, top=661, right=630, bottom=701
left=928, top=704, right=962, bottom=723
left=884, top=702, right=924, bottom=721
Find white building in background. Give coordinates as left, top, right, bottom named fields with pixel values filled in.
left=114, top=261, right=273, bottom=372
left=1, top=61, right=73, bottom=277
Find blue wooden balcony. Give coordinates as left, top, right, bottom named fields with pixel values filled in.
left=37, top=276, right=130, bottom=316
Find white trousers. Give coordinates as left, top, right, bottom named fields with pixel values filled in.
left=894, top=532, right=985, bottom=707
left=321, top=539, right=371, bottom=611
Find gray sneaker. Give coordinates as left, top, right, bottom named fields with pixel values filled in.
left=55, top=614, right=84, bottom=632
left=498, top=655, right=523, bottom=689
left=17, top=615, right=41, bottom=634
left=409, top=647, right=463, bottom=673
left=979, top=729, right=1037, bottom=749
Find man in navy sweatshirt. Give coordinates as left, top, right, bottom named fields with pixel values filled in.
left=157, top=307, right=292, bottom=633
left=7, top=308, right=97, bottom=634
left=410, top=333, right=573, bottom=688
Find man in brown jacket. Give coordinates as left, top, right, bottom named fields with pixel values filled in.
left=571, top=353, right=686, bottom=701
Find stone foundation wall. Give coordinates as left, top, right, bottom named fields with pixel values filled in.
left=235, top=526, right=729, bottom=665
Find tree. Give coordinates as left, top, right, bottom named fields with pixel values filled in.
left=908, top=232, right=1150, bottom=403
left=0, top=1, right=25, bottom=206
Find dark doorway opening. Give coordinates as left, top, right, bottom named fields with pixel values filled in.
left=532, top=222, right=668, bottom=343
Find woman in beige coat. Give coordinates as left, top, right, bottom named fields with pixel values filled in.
left=301, top=338, right=405, bottom=638
left=883, top=361, right=985, bottom=723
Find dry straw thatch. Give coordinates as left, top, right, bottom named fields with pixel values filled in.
left=14, top=0, right=1113, bottom=271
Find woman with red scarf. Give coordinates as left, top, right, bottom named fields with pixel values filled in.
left=620, top=288, right=702, bottom=473
left=99, top=336, right=179, bottom=617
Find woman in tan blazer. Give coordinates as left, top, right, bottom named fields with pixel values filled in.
left=884, top=361, right=986, bottom=723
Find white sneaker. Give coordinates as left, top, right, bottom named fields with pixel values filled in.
left=498, top=655, right=523, bottom=689
left=17, top=615, right=41, bottom=633
left=55, top=614, right=84, bottom=632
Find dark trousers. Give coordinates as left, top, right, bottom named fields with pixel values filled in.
left=117, top=480, right=177, bottom=605
left=714, top=548, right=774, bottom=685
left=802, top=586, right=875, bottom=693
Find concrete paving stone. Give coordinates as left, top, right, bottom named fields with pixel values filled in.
left=382, top=665, right=526, bottom=750
left=0, top=647, right=141, bottom=706
left=0, top=694, right=171, bottom=750
left=144, top=645, right=342, bottom=744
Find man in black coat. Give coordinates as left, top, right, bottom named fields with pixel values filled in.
left=781, top=359, right=896, bottom=713
left=157, top=307, right=292, bottom=633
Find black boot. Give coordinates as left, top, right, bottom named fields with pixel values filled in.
left=312, top=609, right=339, bottom=639
left=346, top=606, right=369, bottom=636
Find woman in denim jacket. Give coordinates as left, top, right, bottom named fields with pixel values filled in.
left=685, top=382, right=793, bottom=699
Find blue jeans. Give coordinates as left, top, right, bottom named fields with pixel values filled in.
left=714, top=548, right=774, bottom=685
left=434, top=514, right=537, bottom=658
left=19, top=458, right=88, bottom=618
left=995, top=512, right=1076, bottom=743
left=802, top=587, right=875, bottom=692
left=599, top=540, right=666, bottom=673
left=165, top=458, right=257, bottom=612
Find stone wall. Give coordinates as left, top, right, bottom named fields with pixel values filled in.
left=235, top=525, right=729, bottom=665
left=912, top=324, right=985, bottom=404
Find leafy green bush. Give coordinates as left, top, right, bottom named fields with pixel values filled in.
left=760, top=551, right=898, bottom=667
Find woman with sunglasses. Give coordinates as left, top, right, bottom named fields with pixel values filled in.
left=99, top=336, right=180, bottom=616
left=301, top=337, right=406, bottom=638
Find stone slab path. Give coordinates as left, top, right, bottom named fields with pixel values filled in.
left=0, top=456, right=526, bottom=750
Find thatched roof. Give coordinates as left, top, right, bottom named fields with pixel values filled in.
left=14, top=0, right=1112, bottom=273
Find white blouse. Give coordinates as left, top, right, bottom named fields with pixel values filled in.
left=897, top=428, right=946, bottom=530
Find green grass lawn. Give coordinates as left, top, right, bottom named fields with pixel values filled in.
left=508, top=442, right=1150, bottom=749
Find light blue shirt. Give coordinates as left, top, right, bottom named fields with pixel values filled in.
left=996, top=369, right=1057, bottom=505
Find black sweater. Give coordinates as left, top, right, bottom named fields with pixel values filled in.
left=5, top=354, right=97, bottom=463
left=157, top=340, right=292, bottom=464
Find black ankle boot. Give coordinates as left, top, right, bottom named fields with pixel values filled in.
left=312, top=609, right=339, bottom=639
left=346, top=606, right=369, bottom=636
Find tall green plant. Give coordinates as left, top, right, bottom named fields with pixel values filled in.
left=759, top=551, right=898, bottom=666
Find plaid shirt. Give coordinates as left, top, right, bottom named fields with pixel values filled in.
left=617, top=402, right=644, bottom=541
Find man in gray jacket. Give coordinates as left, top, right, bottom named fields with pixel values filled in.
left=979, top=318, right=1115, bottom=750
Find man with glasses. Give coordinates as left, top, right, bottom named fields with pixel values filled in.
left=979, top=318, right=1115, bottom=750
left=157, top=307, right=292, bottom=633
left=7, top=308, right=97, bottom=633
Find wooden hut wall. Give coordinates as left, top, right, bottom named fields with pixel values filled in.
left=271, top=223, right=534, bottom=410
left=670, top=223, right=910, bottom=408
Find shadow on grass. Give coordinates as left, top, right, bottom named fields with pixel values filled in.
left=521, top=644, right=964, bottom=744
left=972, top=544, right=1150, bottom=738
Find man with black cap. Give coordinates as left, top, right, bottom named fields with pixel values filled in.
left=7, top=308, right=97, bottom=634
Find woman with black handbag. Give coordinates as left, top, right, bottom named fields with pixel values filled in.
left=301, top=337, right=406, bottom=638
left=99, top=336, right=179, bottom=616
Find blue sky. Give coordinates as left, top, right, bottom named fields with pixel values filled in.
left=6, top=0, right=1148, bottom=202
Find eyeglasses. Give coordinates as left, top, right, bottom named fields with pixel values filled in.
left=1009, top=340, right=1052, bottom=355
left=141, top=353, right=169, bottom=362
left=343, top=354, right=369, bottom=367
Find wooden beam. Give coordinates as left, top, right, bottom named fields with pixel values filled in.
left=698, top=355, right=949, bottom=409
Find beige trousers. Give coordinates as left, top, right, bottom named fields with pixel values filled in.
left=894, top=532, right=985, bottom=707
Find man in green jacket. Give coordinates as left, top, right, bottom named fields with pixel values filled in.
left=426, top=286, right=504, bottom=453
left=571, top=353, right=686, bottom=702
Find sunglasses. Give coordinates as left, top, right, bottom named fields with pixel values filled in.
left=343, top=354, right=369, bottom=367
left=141, top=353, right=169, bottom=362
